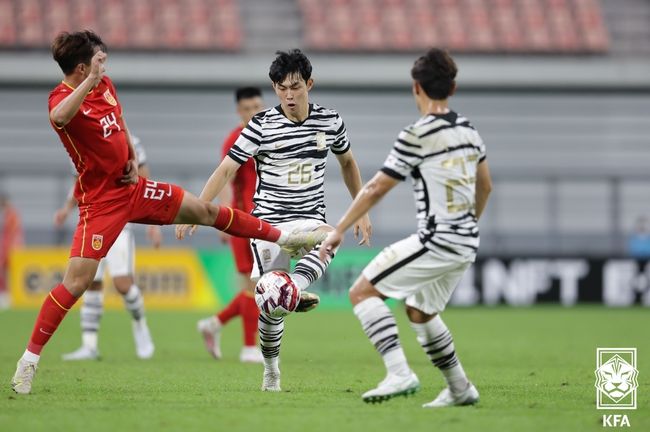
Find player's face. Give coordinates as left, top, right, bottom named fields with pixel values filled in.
left=237, top=96, right=264, bottom=125
left=273, top=74, right=313, bottom=119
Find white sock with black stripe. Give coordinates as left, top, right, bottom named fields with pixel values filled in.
left=123, top=284, right=145, bottom=322
left=410, top=315, right=469, bottom=393
left=353, top=297, right=411, bottom=376
left=81, top=290, right=103, bottom=351
left=259, top=312, right=283, bottom=371
left=292, top=245, right=332, bottom=290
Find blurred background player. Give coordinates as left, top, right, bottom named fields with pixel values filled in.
left=54, top=135, right=161, bottom=360
left=177, top=49, right=372, bottom=391
left=11, top=31, right=324, bottom=395
left=197, top=87, right=264, bottom=363
left=320, top=48, right=493, bottom=407
left=0, top=191, right=24, bottom=309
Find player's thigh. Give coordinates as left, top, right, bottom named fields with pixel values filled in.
left=104, top=227, right=135, bottom=278
left=129, top=177, right=186, bottom=226
left=405, top=261, right=472, bottom=315
left=250, top=239, right=290, bottom=282
left=71, top=202, right=129, bottom=261
left=93, top=259, right=106, bottom=283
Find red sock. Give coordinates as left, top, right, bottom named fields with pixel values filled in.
left=213, top=206, right=280, bottom=242
left=240, top=292, right=260, bottom=346
left=27, top=283, right=78, bottom=355
left=217, top=291, right=245, bottom=325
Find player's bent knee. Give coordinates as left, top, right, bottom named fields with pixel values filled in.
left=405, top=305, right=436, bottom=324
left=349, top=275, right=382, bottom=306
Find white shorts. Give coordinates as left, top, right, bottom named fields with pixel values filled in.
left=362, top=234, right=472, bottom=315
left=93, top=225, right=135, bottom=281
left=250, top=219, right=327, bottom=281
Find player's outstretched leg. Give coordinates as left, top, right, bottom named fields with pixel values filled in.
left=62, top=288, right=103, bottom=361
left=258, top=312, right=283, bottom=391
left=409, top=311, right=478, bottom=408
left=174, top=194, right=326, bottom=253
left=12, top=257, right=98, bottom=394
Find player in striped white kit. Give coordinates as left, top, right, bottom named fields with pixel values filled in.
left=176, top=49, right=372, bottom=391
left=320, top=48, right=493, bottom=407
left=54, top=136, right=160, bottom=360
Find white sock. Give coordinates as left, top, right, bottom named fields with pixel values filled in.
left=292, top=245, right=332, bottom=290
left=22, top=350, right=40, bottom=363
left=123, top=284, right=145, bottom=321
left=259, top=313, right=283, bottom=372
left=81, top=290, right=103, bottom=350
left=353, top=297, right=411, bottom=376
left=410, top=315, right=469, bottom=394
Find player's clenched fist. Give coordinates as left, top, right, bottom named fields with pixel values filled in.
left=88, top=50, right=106, bottom=86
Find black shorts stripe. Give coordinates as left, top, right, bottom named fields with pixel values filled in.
left=370, top=247, right=429, bottom=285
left=251, top=241, right=264, bottom=276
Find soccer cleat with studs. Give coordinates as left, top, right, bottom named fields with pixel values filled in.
left=362, top=371, right=420, bottom=404
left=11, top=358, right=38, bottom=395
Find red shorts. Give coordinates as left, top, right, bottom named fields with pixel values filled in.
left=230, top=234, right=253, bottom=274
left=70, top=177, right=184, bottom=260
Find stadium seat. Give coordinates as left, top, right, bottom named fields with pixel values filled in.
left=297, top=0, right=610, bottom=54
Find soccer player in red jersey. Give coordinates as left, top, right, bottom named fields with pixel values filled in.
left=197, top=87, right=265, bottom=363
left=10, top=31, right=324, bottom=395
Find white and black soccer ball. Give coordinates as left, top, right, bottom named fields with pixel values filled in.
left=254, top=271, right=300, bottom=318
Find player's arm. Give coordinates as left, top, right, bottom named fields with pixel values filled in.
left=335, top=150, right=373, bottom=245
left=319, top=172, right=399, bottom=260
left=50, top=51, right=106, bottom=128
left=53, top=179, right=78, bottom=227
left=474, top=160, right=493, bottom=220
left=119, top=119, right=138, bottom=184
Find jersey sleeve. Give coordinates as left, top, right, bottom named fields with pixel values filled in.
left=221, top=128, right=240, bottom=161
left=227, top=117, right=262, bottom=164
left=48, top=87, right=69, bottom=129
left=477, top=133, right=487, bottom=162
left=331, top=114, right=350, bottom=155
left=380, top=128, right=423, bottom=181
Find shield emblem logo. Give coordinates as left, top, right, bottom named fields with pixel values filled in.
left=92, top=234, right=104, bottom=251
left=103, top=90, right=117, bottom=106
left=316, top=132, right=326, bottom=149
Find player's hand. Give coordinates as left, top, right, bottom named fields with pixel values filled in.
left=121, top=159, right=138, bottom=184
left=88, top=51, right=106, bottom=87
left=319, top=230, right=343, bottom=262
left=353, top=214, right=372, bottom=246
left=218, top=231, right=230, bottom=244
left=175, top=224, right=197, bottom=240
left=53, top=208, right=69, bottom=227
left=147, top=225, right=163, bottom=249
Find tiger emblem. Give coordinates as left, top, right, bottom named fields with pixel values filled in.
left=594, top=354, right=638, bottom=403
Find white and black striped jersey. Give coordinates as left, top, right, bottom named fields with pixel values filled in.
left=381, top=111, right=487, bottom=261
left=228, top=103, right=350, bottom=224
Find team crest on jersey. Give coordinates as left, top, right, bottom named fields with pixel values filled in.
left=103, top=90, right=117, bottom=106
left=315, top=132, right=327, bottom=149
left=91, top=234, right=104, bottom=251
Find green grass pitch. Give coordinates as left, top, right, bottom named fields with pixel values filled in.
left=1, top=307, right=648, bottom=431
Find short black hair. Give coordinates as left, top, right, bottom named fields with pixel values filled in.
left=269, top=49, right=312, bottom=84
left=51, top=30, right=107, bottom=75
left=410, top=48, right=457, bottom=100
left=235, top=86, right=262, bottom=102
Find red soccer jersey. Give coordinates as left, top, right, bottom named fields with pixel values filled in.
left=222, top=125, right=256, bottom=213
left=49, top=76, right=130, bottom=205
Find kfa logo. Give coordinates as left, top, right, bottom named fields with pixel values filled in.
left=595, top=348, right=638, bottom=428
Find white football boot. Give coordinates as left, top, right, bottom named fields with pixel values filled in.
left=197, top=316, right=222, bottom=359
left=279, top=231, right=327, bottom=257
left=362, top=371, right=420, bottom=403
left=240, top=346, right=264, bottom=363
left=11, top=358, right=38, bottom=395
left=133, top=318, right=155, bottom=359
left=62, top=346, right=100, bottom=361
left=423, top=383, right=480, bottom=408
left=261, top=369, right=281, bottom=392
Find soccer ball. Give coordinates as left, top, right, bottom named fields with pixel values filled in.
left=254, top=271, right=300, bottom=318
